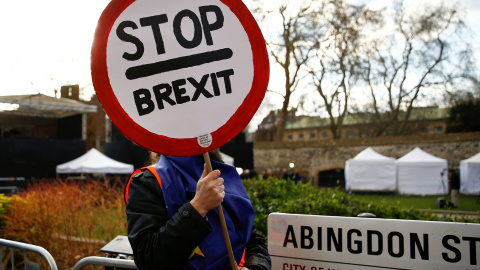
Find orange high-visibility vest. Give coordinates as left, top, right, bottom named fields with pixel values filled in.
left=124, top=166, right=160, bottom=203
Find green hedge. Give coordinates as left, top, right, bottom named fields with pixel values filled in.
left=243, top=178, right=477, bottom=238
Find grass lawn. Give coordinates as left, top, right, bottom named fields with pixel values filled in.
left=352, top=193, right=480, bottom=213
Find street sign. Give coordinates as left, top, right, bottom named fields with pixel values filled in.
left=91, top=0, right=268, bottom=156
left=268, top=213, right=480, bottom=270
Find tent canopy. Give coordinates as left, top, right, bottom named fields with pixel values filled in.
left=219, top=152, right=234, bottom=166
left=461, top=152, right=480, bottom=164
left=345, top=147, right=396, bottom=191
left=56, top=148, right=134, bottom=174
left=396, top=147, right=448, bottom=195
left=351, top=147, right=395, bottom=162
left=396, top=147, right=446, bottom=165
left=460, top=152, right=480, bottom=194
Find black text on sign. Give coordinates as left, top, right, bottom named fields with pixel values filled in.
left=115, top=5, right=236, bottom=116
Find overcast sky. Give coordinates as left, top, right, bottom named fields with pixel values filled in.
left=0, top=0, right=479, bottom=102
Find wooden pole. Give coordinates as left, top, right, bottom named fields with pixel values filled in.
left=203, top=152, right=237, bottom=270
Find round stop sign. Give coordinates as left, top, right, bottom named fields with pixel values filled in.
left=91, top=0, right=269, bottom=156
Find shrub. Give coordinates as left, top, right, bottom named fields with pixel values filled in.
left=0, top=179, right=127, bottom=269
left=0, top=193, right=12, bottom=215
left=243, top=178, right=478, bottom=237
left=2, top=176, right=477, bottom=268
left=0, top=193, right=12, bottom=229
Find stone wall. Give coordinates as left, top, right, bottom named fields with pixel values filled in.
left=253, top=132, right=480, bottom=185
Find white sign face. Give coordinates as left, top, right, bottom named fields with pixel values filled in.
left=268, top=213, right=480, bottom=270
left=106, top=0, right=253, bottom=139
left=92, top=0, right=269, bottom=156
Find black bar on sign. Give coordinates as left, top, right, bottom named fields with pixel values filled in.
left=125, top=48, right=233, bottom=80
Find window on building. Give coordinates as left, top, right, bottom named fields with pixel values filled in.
left=322, top=132, right=329, bottom=140
left=435, top=126, right=443, bottom=133
left=287, top=135, right=293, bottom=141
left=310, top=133, right=316, bottom=140
left=298, top=134, right=304, bottom=140
left=419, top=127, right=427, bottom=134
left=347, top=131, right=354, bottom=138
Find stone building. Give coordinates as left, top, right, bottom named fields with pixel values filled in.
left=253, top=107, right=480, bottom=188
left=255, top=108, right=299, bottom=142
left=254, top=132, right=480, bottom=188
left=256, top=107, right=449, bottom=142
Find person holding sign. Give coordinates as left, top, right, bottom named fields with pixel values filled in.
left=92, top=0, right=271, bottom=268
left=125, top=150, right=271, bottom=270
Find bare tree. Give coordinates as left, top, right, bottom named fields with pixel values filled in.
left=363, top=0, right=474, bottom=136
left=309, top=0, right=383, bottom=138
left=251, top=0, right=322, bottom=142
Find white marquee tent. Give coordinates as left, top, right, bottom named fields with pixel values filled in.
left=396, top=147, right=448, bottom=195
left=459, top=152, right=480, bottom=195
left=219, top=152, right=234, bottom=166
left=56, top=148, right=134, bottom=174
left=345, top=147, right=396, bottom=191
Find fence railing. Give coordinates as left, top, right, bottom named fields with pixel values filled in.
left=72, top=256, right=137, bottom=270
left=0, top=238, right=137, bottom=270
left=0, top=238, right=58, bottom=270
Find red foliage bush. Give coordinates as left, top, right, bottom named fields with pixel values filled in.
left=1, top=178, right=127, bottom=268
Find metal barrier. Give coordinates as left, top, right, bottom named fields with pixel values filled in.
left=0, top=237, right=137, bottom=270
left=0, top=186, right=18, bottom=196
left=72, top=256, right=137, bottom=270
left=0, top=238, right=58, bottom=270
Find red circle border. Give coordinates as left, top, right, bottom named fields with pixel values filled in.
left=91, top=0, right=269, bottom=156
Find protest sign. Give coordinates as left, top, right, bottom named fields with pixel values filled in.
left=91, top=0, right=268, bottom=155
